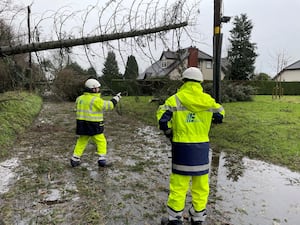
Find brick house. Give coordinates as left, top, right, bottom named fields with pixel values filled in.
left=138, top=46, right=225, bottom=81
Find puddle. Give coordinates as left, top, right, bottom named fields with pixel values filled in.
left=213, top=152, right=300, bottom=225
left=0, top=158, right=19, bottom=194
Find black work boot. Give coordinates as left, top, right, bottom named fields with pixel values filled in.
left=191, top=218, right=203, bottom=225
left=168, top=220, right=183, bottom=225
left=189, top=207, right=207, bottom=225
left=97, top=157, right=112, bottom=167
left=70, top=156, right=81, bottom=167
left=161, top=217, right=183, bottom=225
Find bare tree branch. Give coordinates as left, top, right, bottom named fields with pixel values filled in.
left=2, top=0, right=202, bottom=75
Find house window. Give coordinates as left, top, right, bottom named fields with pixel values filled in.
left=206, top=61, right=212, bottom=69
left=161, top=60, right=168, bottom=68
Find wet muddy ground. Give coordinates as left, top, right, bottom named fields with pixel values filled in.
left=0, top=100, right=299, bottom=225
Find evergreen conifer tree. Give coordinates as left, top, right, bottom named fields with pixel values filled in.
left=123, top=55, right=140, bottom=95
left=101, top=51, right=120, bottom=88
left=226, top=14, right=257, bottom=80
left=124, top=55, right=139, bottom=80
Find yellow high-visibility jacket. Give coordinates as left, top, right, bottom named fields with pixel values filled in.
left=157, top=81, right=225, bottom=175
left=75, top=92, right=115, bottom=135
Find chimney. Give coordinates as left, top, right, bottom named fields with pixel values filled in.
left=188, top=47, right=199, bottom=67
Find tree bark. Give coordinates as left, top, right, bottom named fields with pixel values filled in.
left=0, top=22, right=187, bottom=57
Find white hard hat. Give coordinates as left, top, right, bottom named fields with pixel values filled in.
left=85, top=79, right=101, bottom=88
left=182, top=67, right=203, bottom=82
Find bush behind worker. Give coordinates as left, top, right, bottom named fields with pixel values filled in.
left=156, top=67, right=225, bottom=225
left=70, top=78, right=121, bottom=167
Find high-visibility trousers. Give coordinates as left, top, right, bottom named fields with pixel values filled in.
left=167, top=173, right=209, bottom=212
left=73, top=134, right=107, bottom=157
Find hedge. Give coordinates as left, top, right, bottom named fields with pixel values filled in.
left=109, top=79, right=300, bottom=96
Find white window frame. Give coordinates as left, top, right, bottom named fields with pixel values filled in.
left=206, top=61, right=212, bottom=69
left=161, top=60, right=168, bottom=68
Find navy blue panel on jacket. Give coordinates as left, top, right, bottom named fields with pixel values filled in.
left=76, top=120, right=104, bottom=136
left=171, top=142, right=210, bottom=176
left=159, top=110, right=173, bottom=130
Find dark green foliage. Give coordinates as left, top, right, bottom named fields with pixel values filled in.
left=0, top=92, right=42, bottom=158
left=130, top=79, right=183, bottom=101
left=124, top=55, right=139, bottom=80
left=101, top=51, right=121, bottom=91
left=0, top=19, right=42, bottom=92
left=221, top=82, right=257, bottom=102
left=248, top=81, right=300, bottom=95
left=65, top=62, right=88, bottom=76
left=52, top=67, right=89, bottom=101
left=52, top=62, right=99, bottom=101
left=251, top=72, right=271, bottom=81
left=225, top=14, right=257, bottom=80
left=201, top=81, right=256, bottom=102
left=122, top=55, right=140, bottom=95
left=152, top=78, right=183, bottom=103
left=203, top=80, right=300, bottom=97
left=87, top=67, right=97, bottom=78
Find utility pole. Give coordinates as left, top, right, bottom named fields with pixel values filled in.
left=27, top=6, right=32, bottom=68
left=27, top=5, right=32, bottom=91
left=213, top=0, right=230, bottom=103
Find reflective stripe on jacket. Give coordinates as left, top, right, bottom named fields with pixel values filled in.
left=75, top=92, right=114, bottom=135
left=156, top=81, right=225, bottom=175
left=76, top=92, right=114, bottom=122
left=172, top=142, right=210, bottom=175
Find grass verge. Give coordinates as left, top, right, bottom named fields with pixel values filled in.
left=0, top=91, right=43, bottom=159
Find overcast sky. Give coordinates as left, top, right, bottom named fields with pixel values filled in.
left=221, top=0, right=300, bottom=76
left=15, top=0, right=300, bottom=77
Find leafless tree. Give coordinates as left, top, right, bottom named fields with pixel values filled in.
left=268, top=50, right=292, bottom=77
left=275, top=50, right=291, bottom=75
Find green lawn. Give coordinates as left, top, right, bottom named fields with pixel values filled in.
left=210, top=95, right=300, bottom=171
left=119, top=95, right=300, bottom=171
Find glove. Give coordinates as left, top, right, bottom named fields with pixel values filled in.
left=112, top=92, right=122, bottom=102
left=212, top=112, right=223, bottom=124
left=163, top=128, right=173, bottom=139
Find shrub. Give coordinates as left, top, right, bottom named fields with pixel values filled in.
left=52, top=68, right=89, bottom=101
left=222, top=82, right=255, bottom=102
left=202, top=81, right=257, bottom=103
